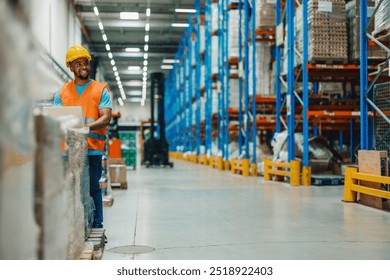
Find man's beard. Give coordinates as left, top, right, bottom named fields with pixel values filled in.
left=76, top=69, right=90, bottom=80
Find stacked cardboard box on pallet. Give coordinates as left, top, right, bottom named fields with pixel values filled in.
left=358, top=150, right=390, bottom=210
left=249, top=42, right=273, bottom=96
left=374, top=0, right=390, bottom=36
left=303, top=0, right=349, bottom=64
left=109, top=158, right=128, bottom=189
left=346, top=0, right=387, bottom=63
left=255, top=0, right=276, bottom=29
left=312, top=0, right=348, bottom=63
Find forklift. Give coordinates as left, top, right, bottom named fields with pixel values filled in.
left=142, top=72, right=173, bottom=168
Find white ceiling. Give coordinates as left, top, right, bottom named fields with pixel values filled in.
left=74, top=0, right=197, bottom=102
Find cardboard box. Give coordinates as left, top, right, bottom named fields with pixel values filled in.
left=42, top=106, right=84, bottom=128
left=109, top=164, right=127, bottom=184
left=358, top=150, right=389, bottom=210
left=109, top=158, right=126, bottom=165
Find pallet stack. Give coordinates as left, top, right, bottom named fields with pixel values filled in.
left=374, top=0, right=390, bottom=36
left=306, top=0, right=348, bottom=64
left=346, top=0, right=387, bottom=63
left=255, top=0, right=276, bottom=29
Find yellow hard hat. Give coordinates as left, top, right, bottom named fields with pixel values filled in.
left=65, top=45, right=92, bottom=67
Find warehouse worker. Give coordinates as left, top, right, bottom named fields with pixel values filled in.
left=53, top=45, right=112, bottom=230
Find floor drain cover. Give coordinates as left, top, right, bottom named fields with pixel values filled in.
left=108, top=245, right=155, bottom=255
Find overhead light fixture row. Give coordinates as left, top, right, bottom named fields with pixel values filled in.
left=93, top=6, right=100, bottom=16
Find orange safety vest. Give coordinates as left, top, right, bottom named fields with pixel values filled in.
left=60, top=80, right=109, bottom=151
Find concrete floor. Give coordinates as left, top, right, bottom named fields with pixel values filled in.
left=101, top=159, right=390, bottom=260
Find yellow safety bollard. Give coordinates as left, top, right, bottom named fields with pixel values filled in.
left=264, top=158, right=272, bottom=180
left=224, top=160, right=230, bottom=171
left=209, top=156, right=215, bottom=168
left=343, top=167, right=358, bottom=202
left=301, top=166, right=312, bottom=186
left=231, top=158, right=236, bottom=174
left=242, top=158, right=250, bottom=177
left=251, top=163, right=258, bottom=176
left=217, top=157, right=223, bottom=171
left=289, top=160, right=300, bottom=186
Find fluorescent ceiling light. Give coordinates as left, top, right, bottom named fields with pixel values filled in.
left=110, top=59, right=115, bottom=65
left=143, top=72, right=147, bottom=77
left=102, top=34, right=107, bottom=41
left=128, top=90, right=142, bottom=96
left=108, top=52, right=113, bottom=59
left=118, top=97, right=124, bottom=106
left=98, top=21, right=104, bottom=30
left=113, top=66, right=117, bottom=71
left=162, top=59, right=179, bottom=64
left=128, top=66, right=141, bottom=71
left=144, top=44, right=149, bottom=51
left=144, top=35, right=149, bottom=42
left=120, top=12, right=139, bottom=20
left=126, top=80, right=143, bottom=86
left=145, top=23, right=150, bottom=31
left=143, top=60, right=148, bottom=66
left=146, top=8, right=151, bottom=17
left=125, top=47, right=140, bottom=52
left=94, top=7, right=100, bottom=16
left=144, top=53, right=148, bottom=59
left=175, top=8, right=196, bottom=13
left=128, top=97, right=143, bottom=102
left=116, top=76, right=120, bottom=81
left=171, top=23, right=189, bottom=27
left=118, top=84, right=123, bottom=89
left=143, top=66, right=148, bottom=72
left=141, top=99, right=145, bottom=106
left=105, top=44, right=110, bottom=51
left=161, top=65, right=174, bottom=69
left=114, top=71, right=119, bottom=77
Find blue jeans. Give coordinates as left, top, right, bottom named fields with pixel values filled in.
left=89, top=155, right=103, bottom=228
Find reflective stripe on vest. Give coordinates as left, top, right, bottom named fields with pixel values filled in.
left=88, top=132, right=106, bottom=141
left=59, top=80, right=109, bottom=151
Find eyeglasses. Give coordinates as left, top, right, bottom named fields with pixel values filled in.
left=72, top=61, right=90, bottom=68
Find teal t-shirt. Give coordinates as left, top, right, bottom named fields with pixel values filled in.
left=53, top=80, right=112, bottom=155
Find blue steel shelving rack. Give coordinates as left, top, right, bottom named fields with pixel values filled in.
left=194, top=0, right=202, bottom=158
left=360, top=0, right=390, bottom=151
left=204, top=0, right=213, bottom=160
left=165, top=0, right=207, bottom=162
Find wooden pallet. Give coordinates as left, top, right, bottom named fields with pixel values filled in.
left=111, top=182, right=128, bottom=189
left=373, top=27, right=390, bottom=42
left=79, top=228, right=106, bottom=260
left=309, top=58, right=348, bottom=65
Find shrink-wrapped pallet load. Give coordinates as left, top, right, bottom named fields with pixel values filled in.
left=296, top=0, right=348, bottom=64
left=346, top=0, right=387, bottom=62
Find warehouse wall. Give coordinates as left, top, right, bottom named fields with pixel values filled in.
left=24, top=0, right=83, bottom=98
left=28, top=0, right=81, bottom=73
left=115, top=101, right=153, bottom=125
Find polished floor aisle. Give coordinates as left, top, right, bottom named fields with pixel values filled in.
left=101, top=159, right=390, bottom=260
